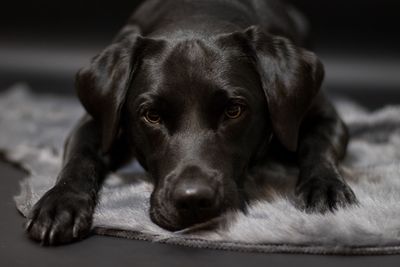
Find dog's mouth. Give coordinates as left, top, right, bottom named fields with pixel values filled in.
left=149, top=205, right=224, bottom=232
left=149, top=206, right=230, bottom=232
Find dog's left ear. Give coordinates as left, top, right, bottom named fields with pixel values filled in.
left=244, top=26, right=324, bottom=151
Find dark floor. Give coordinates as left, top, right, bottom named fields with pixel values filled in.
left=1, top=161, right=400, bottom=267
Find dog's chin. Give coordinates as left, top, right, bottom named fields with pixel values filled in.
left=149, top=207, right=226, bottom=232
left=149, top=209, right=182, bottom=231
left=150, top=209, right=212, bottom=232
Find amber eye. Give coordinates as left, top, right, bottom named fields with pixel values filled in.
left=225, top=104, right=243, bottom=119
left=143, top=109, right=161, bottom=124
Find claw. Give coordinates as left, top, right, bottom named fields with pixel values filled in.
left=72, top=224, right=79, bottom=239
left=72, top=217, right=85, bottom=239
left=40, top=227, right=50, bottom=246
left=49, top=228, right=57, bottom=246
left=25, top=219, right=34, bottom=231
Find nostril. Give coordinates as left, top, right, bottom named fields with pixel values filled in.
left=197, top=197, right=213, bottom=209
left=175, top=196, right=191, bottom=211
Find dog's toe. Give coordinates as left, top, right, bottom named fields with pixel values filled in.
left=26, top=213, right=53, bottom=245
left=329, top=183, right=358, bottom=210
left=47, top=210, right=74, bottom=245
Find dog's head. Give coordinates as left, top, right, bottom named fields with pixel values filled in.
left=76, top=26, right=324, bottom=230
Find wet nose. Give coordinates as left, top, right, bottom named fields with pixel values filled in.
left=173, top=179, right=218, bottom=214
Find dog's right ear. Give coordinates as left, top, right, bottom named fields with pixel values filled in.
left=75, top=26, right=155, bottom=154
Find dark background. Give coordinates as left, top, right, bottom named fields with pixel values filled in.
left=1, top=0, right=400, bottom=266
left=1, top=0, right=400, bottom=107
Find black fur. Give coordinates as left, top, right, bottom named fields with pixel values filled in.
left=25, top=0, right=357, bottom=245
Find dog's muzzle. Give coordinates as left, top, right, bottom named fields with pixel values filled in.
left=151, top=165, right=224, bottom=230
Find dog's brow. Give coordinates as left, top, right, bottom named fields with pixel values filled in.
left=225, top=87, right=252, bottom=99
left=133, top=93, right=158, bottom=111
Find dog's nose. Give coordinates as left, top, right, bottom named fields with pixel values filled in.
left=173, top=179, right=217, bottom=214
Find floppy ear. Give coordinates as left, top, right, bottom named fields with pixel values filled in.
left=245, top=26, right=324, bottom=152
left=75, top=27, right=143, bottom=154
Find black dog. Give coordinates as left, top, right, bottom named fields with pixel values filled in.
left=25, top=0, right=357, bottom=245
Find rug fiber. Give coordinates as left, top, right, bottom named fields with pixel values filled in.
left=1, top=84, right=400, bottom=255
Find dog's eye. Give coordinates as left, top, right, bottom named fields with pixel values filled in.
left=143, top=109, right=161, bottom=124
left=225, top=104, right=243, bottom=119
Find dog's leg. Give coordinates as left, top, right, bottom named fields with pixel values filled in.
left=296, top=94, right=357, bottom=212
left=25, top=114, right=131, bottom=245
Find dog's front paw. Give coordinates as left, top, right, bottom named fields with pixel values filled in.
left=25, top=185, right=95, bottom=245
left=296, top=169, right=357, bottom=213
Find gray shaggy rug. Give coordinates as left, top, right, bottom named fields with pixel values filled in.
left=1, top=84, right=400, bottom=255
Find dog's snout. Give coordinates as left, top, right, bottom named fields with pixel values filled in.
left=173, top=180, right=216, bottom=212
left=167, top=164, right=223, bottom=226
left=150, top=162, right=241, bottom=230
